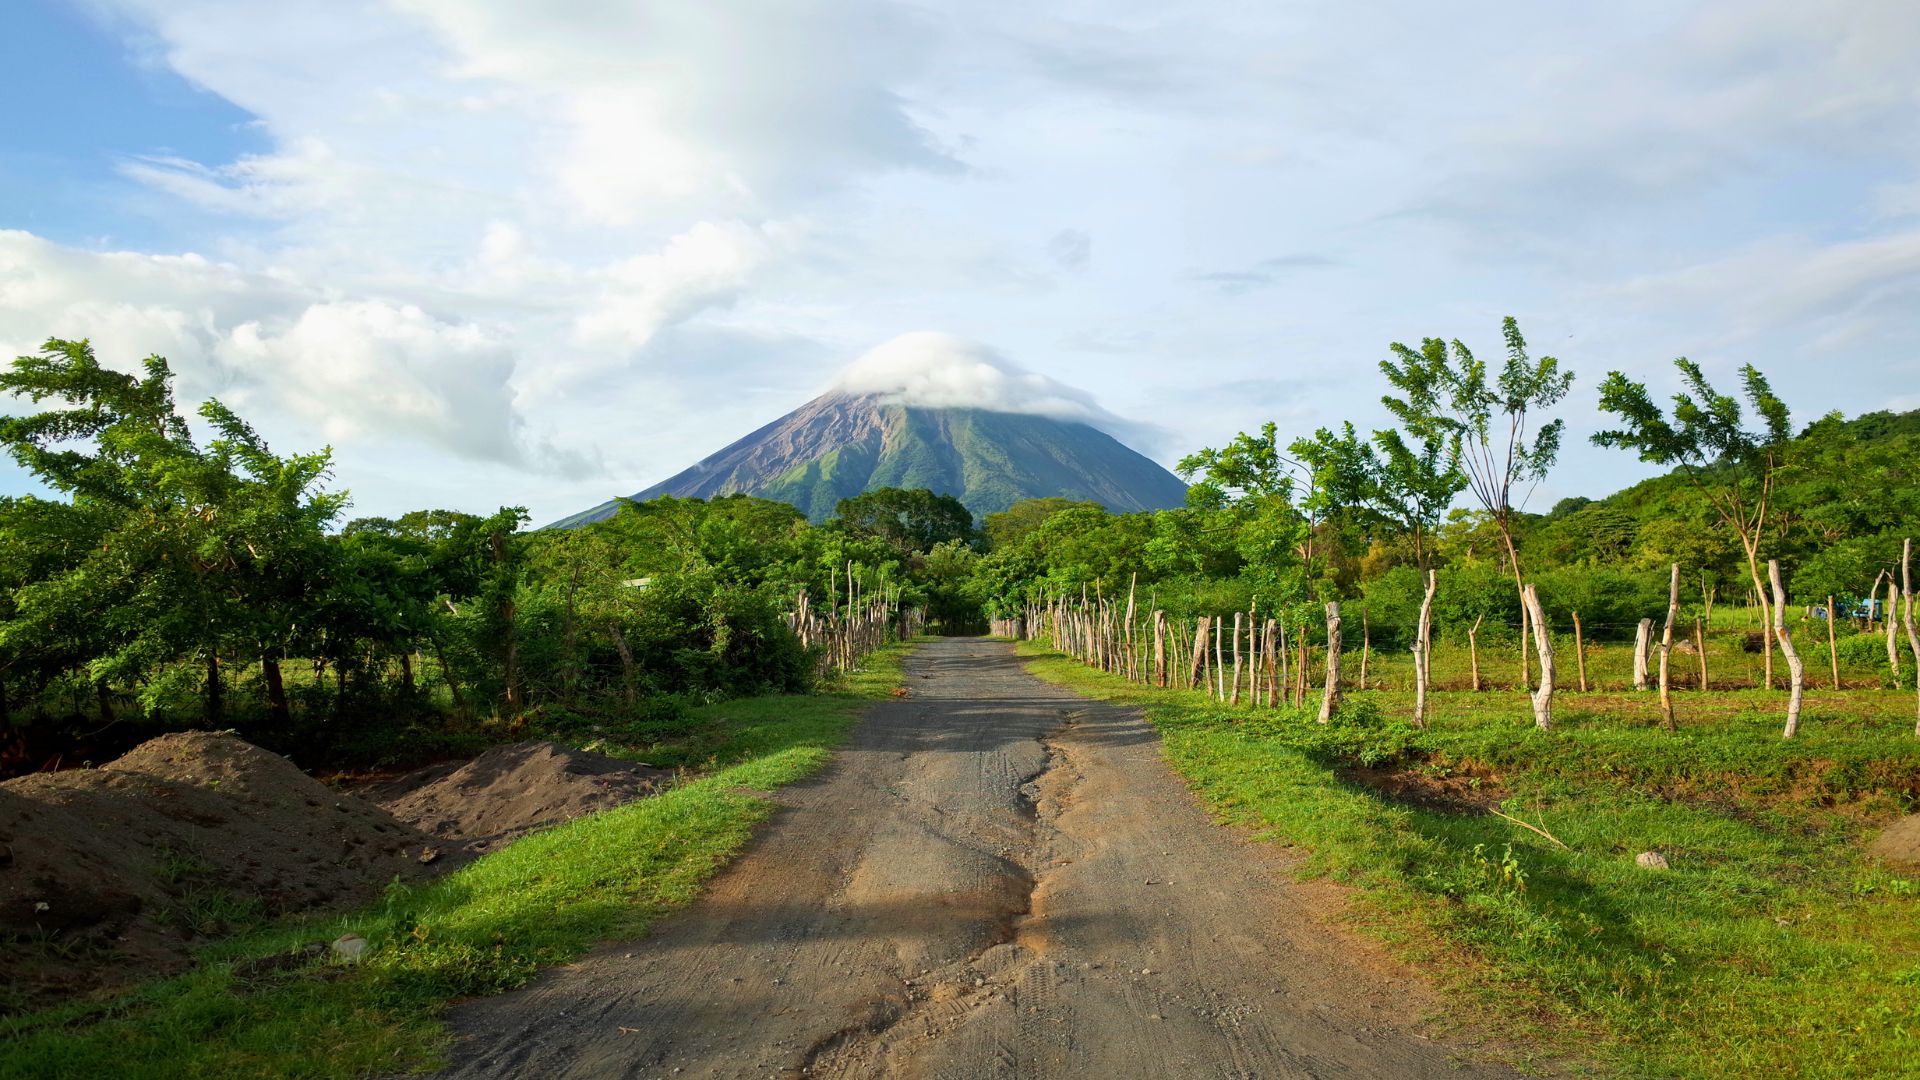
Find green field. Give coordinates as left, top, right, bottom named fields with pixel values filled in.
left=1016, top=637, right=1920, bottom=1079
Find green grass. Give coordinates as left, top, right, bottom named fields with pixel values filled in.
left=0, top=643, right=916, bottom=1080
left=1016, top=640, right=1920, bottom=1079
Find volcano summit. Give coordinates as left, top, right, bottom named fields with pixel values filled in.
left=551, top=334, right=1187, bottom=526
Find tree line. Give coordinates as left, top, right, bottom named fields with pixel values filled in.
left=964, top=318, right=1920, bottom=738
left=0, top=342, right=973, bottom=772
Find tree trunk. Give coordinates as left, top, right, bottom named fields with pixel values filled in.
left=204, top=652, right=223, bottom=726
left=609, top=623, right=637, bottom=704
left=96, top=680, right=115, bottom=726
left=1658, top=563, right=1679, bottom=732
left=1413, top=570, right=1436, bottom=728
left=1521, top=584, right=1555, bottom=731
left=262, top=657, right=290, bottom=727
left=1571, top=610, right=1587, bottom=692
left=1632, top=619, right=1652, bottom=691
left=1318, top=602, right=1343, bottom=723
left=432, top=633, right=469, bottom=714
left=1769, top=560, right=1805, bottom=738
left=400, top=648, right=415, bottom=697
left=1826, top=595, right=1841, bottom=691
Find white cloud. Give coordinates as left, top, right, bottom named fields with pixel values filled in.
left=0, top=230, right=595, bottom=475
left=833, top=332, right=1113, bottom=424
left=571, top=221, right=785, bottom=352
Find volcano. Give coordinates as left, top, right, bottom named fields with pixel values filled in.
left=549, top=391, right=1189, bottom=527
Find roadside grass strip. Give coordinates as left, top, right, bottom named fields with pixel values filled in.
left=0, top=644, right=914, bottom=1080
left=1017, top=643, right=1920, bottom=1080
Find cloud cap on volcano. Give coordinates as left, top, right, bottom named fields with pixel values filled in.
left=831, top=331, right=1122, bottom=429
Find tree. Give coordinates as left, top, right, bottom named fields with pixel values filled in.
left=983, top=498, right=1100, bottom=550
left=0, top=340, right=344, bottom=723
left=1380, top=317, right=1573, bottom=680
left=832, top=488, right=976, bottom=555
left=1291, top=421, right=1466, bottom=570
left=1178, top=421, right=1316, bottom=588
left=1594, top=360, right=1792, bottom=685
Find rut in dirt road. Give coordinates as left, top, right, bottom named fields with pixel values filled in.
left=441, top=638, right=1518, bottom=1079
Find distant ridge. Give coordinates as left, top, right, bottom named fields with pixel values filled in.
left=550, top=391, right=1188, bottom=527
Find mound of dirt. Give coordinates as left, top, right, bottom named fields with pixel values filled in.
left=1, top=732, right=442, bottom=1009
left=1870, top=815, right=1920, bottom=867
left=362, top=741, right=669, bottom=852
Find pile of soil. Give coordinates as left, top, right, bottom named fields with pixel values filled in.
left=359, top=741, right=669, bottom=853
left=1, top=732, right=442, bottom=1009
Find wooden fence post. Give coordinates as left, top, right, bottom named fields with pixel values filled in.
left=1318, top=602, right=1343, bottom=723
left=1230, top=611, right=1244, bottom=706
left=1826, top=595, right=1840, bottom=691
left=1694, top=617, right=1708, bottom=690
left=1522, top=584, right=1555, bottom=731
left=1413, top=570, right=1436, bottom=728
left=1633, top=619, right=1652, bottom=691
left=1659, top=563, right=1679, bottom=732
left=1468, top=613, right=1483, bottom=691
left=1571, top=610, right=1588, bottom=692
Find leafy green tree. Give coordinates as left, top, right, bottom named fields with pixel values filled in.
left=1380, top=317, right=1572, bottom=581
left=1381, top=318, right=1572, bottom=671
left=983, top=497, right=1100, bottom=550
left=831, top=487, right=976, bottom=555
left=0, top=340, right=343, bottom=723
left=1177, top=421, right=1312, bottom=581
left=1291, top=421, right=1466, bottom=570
left=1594, top=360, right=1792, bottom=653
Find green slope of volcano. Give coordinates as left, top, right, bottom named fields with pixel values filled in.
left=550, top=392, right=1187, bottom=526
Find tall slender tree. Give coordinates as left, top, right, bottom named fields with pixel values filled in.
left=1379, top=317, right=1573, bottom=680
left=1594, top=360, right=1792, bottom=687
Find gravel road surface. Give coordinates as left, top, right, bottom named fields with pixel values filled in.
left=441, top=638, right=1517, bottom=1079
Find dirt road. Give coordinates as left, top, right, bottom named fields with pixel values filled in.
left=442, top=638, right=1515, bottom=1079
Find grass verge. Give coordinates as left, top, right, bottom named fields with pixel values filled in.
left=0, top=643, right=915, bottom=1080
left=1015, top=641, right=1920, bottom=1079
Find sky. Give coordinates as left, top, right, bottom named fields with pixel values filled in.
left=2, top=0, right=1918, bottom=526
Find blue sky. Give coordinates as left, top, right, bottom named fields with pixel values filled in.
left=3, top=0, right=1919, bottom=525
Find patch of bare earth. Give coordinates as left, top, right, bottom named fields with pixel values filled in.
left=0, top=732, right=440, bottom=1009
left=1, top=734, right=669, bottom=1011
left=1341, top=761, right=1508, bottom=814
left=355, top=741, right=670, bottom=853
